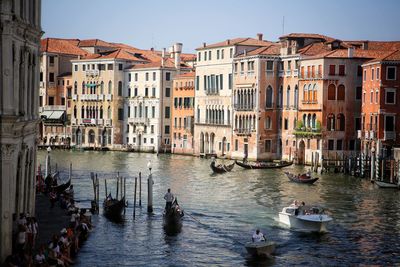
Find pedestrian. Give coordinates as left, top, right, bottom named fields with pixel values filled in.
left=16, top=224, right=26, bottom=253
left=49, top=189, right=57, bottom=209
left=164, top=188, right=174, bottom=210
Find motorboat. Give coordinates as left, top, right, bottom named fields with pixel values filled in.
left=245, top=241, right=276, bottom=258
left=278, top=205, right=332, bottom=232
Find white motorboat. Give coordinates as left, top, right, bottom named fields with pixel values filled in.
left=278, top=205, right=332, bottom=232
left=245, top=241, right=276, bottom=258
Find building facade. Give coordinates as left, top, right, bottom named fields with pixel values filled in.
left=171, top=72, right=195, bottom=155
left=0, top=0, right=41, bottom=261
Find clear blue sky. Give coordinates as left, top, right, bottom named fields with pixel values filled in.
left=42, top=0, right=400, bottom=53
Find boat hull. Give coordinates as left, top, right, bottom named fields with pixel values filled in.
left=245, top=241, right=276, bottom=257
left=210, top=162, right=235, bottom=173
left=235, top=160, right=293, bottom=169
left=103, top=197, right=125, bottom=221
left=278, top=212, right=330, bottom=232
left=375, top=181, right=400, bottom=189
left=285, top=173, right=319, bottom=184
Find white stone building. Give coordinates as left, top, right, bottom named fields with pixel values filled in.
left=0, top=0, right=41, bottom=261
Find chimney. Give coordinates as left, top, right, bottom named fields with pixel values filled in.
left=244, top=49, right=247, bottom=56
left=174, top=42, right=182, bottom=71
left=203, top=42, right=206, bottom=48
left=362, top=41, right=369, bottom=50
left=257, top=33, right=263, bottom=41
left=161, top=48, right=166, bottom=67
left=226, top=39, right=230, bottom=45
left=348, top=47, right=354, bottom=58
left=150, top=47, right=154, bottom=51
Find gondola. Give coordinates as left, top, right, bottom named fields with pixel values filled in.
left=52, top=178, right=72, bottom=194
left=103, top=194, right=126, bottom=220
left=210, top=161, right=235, bottom=173
left=235, top=160, right=293, bottom=169
left=163, top=198, right=184, bottom=231
left=285, top=172, right=319, bottom=184
left=375, top=180, right=400, bottom=189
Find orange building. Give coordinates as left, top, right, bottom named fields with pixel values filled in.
left=361, top=50, right=400, bottom=157
left=171, top=72, right=195, bottom=154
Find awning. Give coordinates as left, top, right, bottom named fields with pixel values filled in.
left=48, top=111, right=65, bottom=120
left=40, top=111, right=53, bottom=119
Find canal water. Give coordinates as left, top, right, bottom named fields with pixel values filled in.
left=37, top=150, right=400, bottom=266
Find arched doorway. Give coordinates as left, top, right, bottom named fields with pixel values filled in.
left=76, top=128, right=82, bottom=146
left=101, top=129, right=107, bottom=147
left=88, top=130, right=95, bottom=144
left=298, top=140, right=305, bottom=165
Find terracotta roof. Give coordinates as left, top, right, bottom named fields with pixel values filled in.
left=78, top=39, right=115, bottom=47
left=324, top=49, right=392, bottom=59
left=279, top=33, right=335, bottom=42
left=343, top=41, right=400, bottom=51
left=40, top=38, right=88, bottom=56
left=197, top=38, right=274, bottom=50
left=174, top=72, right=195, bottom=79
left=364, top=50, right=400, bottom=64
left=236, top=43, right=281, bottom=57
left=126, top=58, right=191, bottom=70
left=80, top=48, right=151, bottom=62
left=298, top=42, right=332, bottom=56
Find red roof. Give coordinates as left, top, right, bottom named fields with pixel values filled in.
left=197, top=38, right=274, bottom=50
left=78, top=39, right=115, bottom=47
left=279, top=33, right=335, bottom=42
left=40, top=38, right=88, bottom=56
left=174, top=72, right=195, bottom=79
left=236, top=43, right=281, bottom=57
left=126, top=58, right=191, bottom=70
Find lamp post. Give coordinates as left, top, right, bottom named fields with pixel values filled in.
left=45, top=146, right=52, bottom=178
left=147, top=160, right=153, bottom=213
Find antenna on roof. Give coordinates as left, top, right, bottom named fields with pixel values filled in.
left=282, top=16, right=285, bottom=35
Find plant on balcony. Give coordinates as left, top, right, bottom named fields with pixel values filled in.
left=315, top=120, right=322, bottom=132
left=294, top=120, right=322, bottom=137
left=296, top=120, right=304, bottom=131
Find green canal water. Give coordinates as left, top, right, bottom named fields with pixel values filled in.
left=37, top=150, right=400, bottom=266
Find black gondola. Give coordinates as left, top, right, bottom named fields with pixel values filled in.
left=103, top=194, right=125, bottom=220
left=210, top=161, right=235, bottom=173
left=163, top=198, right=184, bottom=232
left=235, top=160, right=293, bottom=169
left=52, top=178, right=72, bottom=194
left=285, top=172, right=319, bottom=184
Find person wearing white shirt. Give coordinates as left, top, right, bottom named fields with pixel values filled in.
left=164, top=188, right=174, bottom=210
left=252, top=229, right=266, bottom=242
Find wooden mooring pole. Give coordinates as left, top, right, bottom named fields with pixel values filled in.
left=124, top=177, right=127, bottom=215
left=133, top=177, right=137, bottom=219
left=104, top=179, right=108, bottom=197
left=139, top=172, right=142, bottom=207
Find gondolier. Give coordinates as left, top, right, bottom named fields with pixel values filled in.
left=164, top=189, right=174, bottom=210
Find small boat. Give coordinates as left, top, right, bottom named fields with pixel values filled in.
left=103, top=194, right=126, bottom=220
left=52, top=178, right=72, bottom=194
left=285, top=172, right=319, bottom=184
left=163, top=198, right=184, bottom=230
left=278, top=205, right=332, bottom=232
left=245, top=241, right=276, bottom=258
left=235, top=160, right=293, bottom=169
left=375, top=181, right=400, bottom=189
left=210, top=161, right=235, bottom=173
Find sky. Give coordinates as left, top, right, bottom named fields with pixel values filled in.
left=42, top=0, right=400, bottom=53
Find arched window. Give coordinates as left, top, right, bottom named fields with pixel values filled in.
left=337, top=113, right=345, bottom=131
left=312, top=114, right=316, bottom=129
left=265, top=116, right=271, bottom=129
left=139, top=103, right=142, bottom=117
left=74, top=81, right=78, bottom=94
left=227, top=109, right=230, bottom=124
left=100, top=81, right=104, bottom=94
left=303, top=84, right=308, bottom=101
left=73, top=106, right=77, bottom=118
left=308, top=84, right=312, bottom=102
left=337, top=84, right=345, bottom=101
left=286, top=86, right=291, bottom=108
left=307, top=114, right=312, bottom=128
left=328, top=84, right=336, bottom=100
left=278, top=86, right=283, bottom=108
left=108, top=80, right=112, bottom=94
left=100, top=106, right=103, bottom=119
left=197, top=106, right=200, bottom=123
left=327, top=113, right=335, bottom=131
left=88, top=130, right=95, bottom=144
left=294, top=85, right=299, bottom=108
left=303, top=114, right=307, bottom=127
left=81, top=106, right=85, bottom=118
left=313, top=84, right=317, bottom=102
left=266, top=86, right=273, bottom=108
left=118, top=81, right=122, bottom=96
left=82, top=81, right=85, bottom=94
left=107, top=106, right=111, bottom=119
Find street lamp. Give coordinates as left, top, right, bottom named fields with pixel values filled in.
left=147, top=160, right=152, bottom=174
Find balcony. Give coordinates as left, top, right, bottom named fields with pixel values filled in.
left=81, top=118, right=96, bottom=124
left=369, top=130, right=375, bottom=139
left=278, top=70, right=284, bottom=77
left=293, top=126, right=322, bottom=137
left=105, top=119, right=112, bottom=126
left=40, top=105, right=66, bottom=111
left=285, top=70, right=292, bottom=77
left=72, top=95, right=77, bottom=101
left=384, top=131, right=396, bottom=140
left=293, top=69, right=299, bottom=77
left=97, top=119, right=104, bottom=125
left=234, top=128, right=254, bottom=136
left=357, top=130, right=363, bottom=139
left=40, top=81, right=44, bottom=88
left=105, top=94, right=113, bottom=101
left=234, top=104, right=254, bottom=111
left=98, top=94, right=104, bottom=101
left=128, top=117, right=150, bottom=125
left=85, top=69, right=99, bottom=77
left=71, top=118, right=77, bottom=125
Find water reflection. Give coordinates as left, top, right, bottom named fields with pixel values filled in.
left=37, top=150, right=400, bottom=266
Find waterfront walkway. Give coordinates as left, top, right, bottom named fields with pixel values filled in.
left=34, top=193, right=70, bottom=250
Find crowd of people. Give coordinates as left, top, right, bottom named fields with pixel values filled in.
left=4, top=174, right=92, bottom=267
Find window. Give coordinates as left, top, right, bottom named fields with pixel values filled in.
left=339, top=65, right=345, bottom=76
left=118, top=108, right=123, bottom=120
left=204, top=51, right=207, bottom=61
left=135, top=73, right=138, bottom=81
left=228, top=74, right=232, bottom=89
left=145, top=88, right=148, bottom=97
left=266, top=61, right=273, bottom=71
left=49, top=73, right=54, bottom=82
left=221, top=49, right=224, bottom=59
left=357, top=65, right=362, bottom=76
left=145, top=72, right=149, bottom=81
left=217, top=50, right=220, bottom=59
left=118, top=64, right=123, bottom=71
left=152, top=106, right=155, bottom=118
left=166, top=72, right=171, bottom=81
left=198, top=52, right=201, bottom=61
left=385, top=115, right=395, bottom=131
left=371, top=68, right=375, bottom=80
left=196, top=76, right=199, bottom=91
left=74, top=65, right=78, bottom=72
left=108, top=81, right=112, bottom=94
left=385, top=88, right=396, bottom=104
left=48, top=96, right=54, bottom=105
left=329, top=65, right=335, bottom=75
left=328, top=140, right=334, bottom=150
left=165, top=107, right=170, bottom=118
left=375, top=90, right=379, bottom=104
left=219, top=74, right=223, bottom=89
left=286, top=86, right=290, bottom=107
left=165, top=125, right=170, bottom=134
left=118, top=81, right=122, bottom=96
left=266, top=86, right=273, bottom=108
left=387, top=66, right=397, bottom=80
left=152, top=87, right=156, bottom=97
left=208, top=51, right=212, bottom=60
left=235, top=139, right=238, bottom=151
left=337, top=85, right=345, bottom=101
left=355, top=118, right=361, bottom=131
left=377, top=67, right=380, bottom=80
left=356, top=86, right=362, bottom=100
left=328, top=84, right=336, bottom=100
left=363, top=70, right=367, bottom=81
left=336, top=140, right=343, bottom=151
left=49, top=56, right=55, bottom=65
left=337, top=114, right=345, bottom=131
left=151, top=125, right=154, bottom=134
left=230, top=48, right=234, bottom=58
left=153, top=72, right=156, bottom=81
left=165, top=87, right=170, bottom=97
left=265, top=140, right=271, bottom=152
left=284, top=118, right=288, bottom=130
left=107, top=64, right=113, bottom=70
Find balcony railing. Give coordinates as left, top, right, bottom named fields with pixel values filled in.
left=293, top=69, right=299, bottom=77
left=384, top=131, right=396, bottom=140
left=278, top=70, right=284, bottom=77
left=105, top=119, right=112, bottom=126
left=293, top=127, right=322, bottom=137
left=40, top=105, right=66, bottom=112
left=97, top=119, right=104, bottom=125
left=82, top=118, right=97, bottom=124
left=285, top=70, right=292, bottom=77
left=71, top=118, right=77, bottom=125
left=105, top=94, right=113, bottom=101
left=234, top=104, right=254, bottom=111
left=85, top=70, right=99, bottom=77
left=234, top=128, right=254, bottom=136
left=72, top=95, right=77, bottom=101
left=128, top=117, right=150, bottom=125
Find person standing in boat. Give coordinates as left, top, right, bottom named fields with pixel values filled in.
left=164, top=188, right=174, bottom=210
left=252, top=229, right=266, bottom=242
